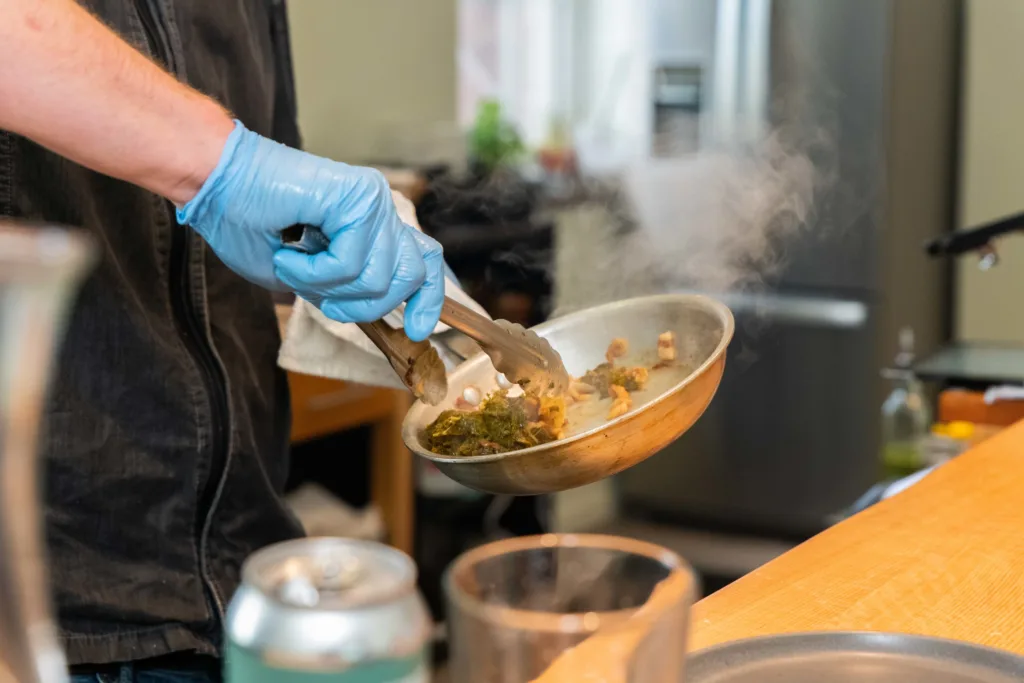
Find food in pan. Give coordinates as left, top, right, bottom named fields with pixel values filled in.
left=578, top=362, right=649, bottom=398
left=605, top=337, right=629, bottom=363
left=423, top=333, right=679, bottom=457
left=606, top=384, right=633, bottom=420
left=656, top=331, right=677, bottom=367
left=422, top=390, right=567, bottom=457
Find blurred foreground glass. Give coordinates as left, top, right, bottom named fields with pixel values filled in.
left=446, top=534, right=695, bottom=683
left=0, top=222, right=95, bottom=683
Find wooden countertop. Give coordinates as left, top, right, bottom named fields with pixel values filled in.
left=690, top=421, right=1024, bottom=655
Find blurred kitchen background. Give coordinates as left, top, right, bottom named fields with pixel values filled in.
left=279, top=0, right=1024, bottom=659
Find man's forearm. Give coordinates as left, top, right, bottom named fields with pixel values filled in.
left=0, top=0, right=233, bottom=205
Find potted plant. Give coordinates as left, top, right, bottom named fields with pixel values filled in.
left=468, top=99, right=524, bottom=176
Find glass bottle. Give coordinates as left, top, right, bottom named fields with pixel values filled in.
left=880, top=328, right=931, bottom=479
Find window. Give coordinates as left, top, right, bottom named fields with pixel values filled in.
left=457, top=0, right=656, bottom=169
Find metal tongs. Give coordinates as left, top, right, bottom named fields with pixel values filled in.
left=281, top=225, right=569, bottom=404
left=440, top=298, right=569, bottom=395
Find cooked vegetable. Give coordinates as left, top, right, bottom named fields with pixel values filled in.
left=423, top=332, right=673, bottom=457
left=579, top=363, right=649, bottom=398
left=423, top=391, right=565, bottom=457
left=424, top=362, right=643, bottom=457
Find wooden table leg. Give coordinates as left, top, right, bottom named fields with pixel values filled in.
left=371, top=391, right=415, bottom=556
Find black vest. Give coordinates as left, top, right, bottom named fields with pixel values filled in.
left=0, top=0, right=304, bottom=664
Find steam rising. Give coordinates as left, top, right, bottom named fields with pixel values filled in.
left=638, top=135, right=821, bottom=282
left=549, top=124, right=837, bottom=314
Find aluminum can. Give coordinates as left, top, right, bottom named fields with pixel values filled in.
left=225, top=537, right=431, bottom=683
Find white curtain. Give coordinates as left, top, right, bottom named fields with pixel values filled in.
left=457, top=0, right=654, bottom=168
left=574, top=0, right=654, bottom=168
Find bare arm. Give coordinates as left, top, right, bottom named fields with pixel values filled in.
left=0, top=0, right=234, bottom=205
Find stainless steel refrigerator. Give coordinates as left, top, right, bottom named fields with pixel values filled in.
left=618, top=0, right=961, bottom=537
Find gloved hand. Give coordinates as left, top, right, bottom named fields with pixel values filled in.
left=176, top=120, right=444, bottom=341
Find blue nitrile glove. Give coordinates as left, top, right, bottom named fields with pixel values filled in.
left=176, top=120, right=444, bottom=341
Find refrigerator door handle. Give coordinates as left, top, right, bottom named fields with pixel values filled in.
left=710, top=292, right=869, bottom=329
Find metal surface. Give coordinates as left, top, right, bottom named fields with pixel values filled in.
left=686, top=632, right=1024, bottom=683
left=619, top=0, right=959, bottom=537
left=621, top=293, right=877, bottom=536
left=688, top=290, right=868, bottom=329
left=914, top=343, right=1024, bottom=386
left=0, top=222, right=95, bottom=683
left=403, top=294, right=733, bottom=495
left=706, top=0, right=889, bottom=290
left=224, top=537, right=431, bottom=681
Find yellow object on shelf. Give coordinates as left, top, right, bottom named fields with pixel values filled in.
left=931, top=421, right=976, bottom=440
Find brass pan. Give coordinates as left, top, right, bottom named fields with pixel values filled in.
left=402, top=294, right=734, bottom=495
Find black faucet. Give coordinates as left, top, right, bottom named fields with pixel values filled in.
left=924, top=210, right=1024, bottom=261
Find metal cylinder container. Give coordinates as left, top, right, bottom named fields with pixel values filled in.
left=225, top=537, right=432, bottom=683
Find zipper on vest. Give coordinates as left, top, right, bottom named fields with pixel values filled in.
left=134, top=0, right=231, bottom=623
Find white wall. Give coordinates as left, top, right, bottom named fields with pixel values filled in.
left=287, top=0, right=459, bottom=164
left=955, top=0, right=1024, bottom=342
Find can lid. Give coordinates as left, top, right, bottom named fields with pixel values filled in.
left=243, top=538, right=416, bottom=610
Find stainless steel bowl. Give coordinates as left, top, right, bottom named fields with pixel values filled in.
left=402, top=294, right=734, bottom=495
left=686, top=632, right=1024, bottom=682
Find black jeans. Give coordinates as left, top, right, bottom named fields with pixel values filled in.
left=71, top=658, right=220, bottom=683
left=72, top=672, right=217, bottom=683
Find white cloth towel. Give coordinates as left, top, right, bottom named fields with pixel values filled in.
left=277, top=190, right=489, bottom=389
